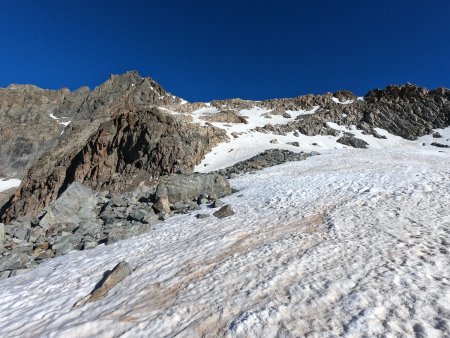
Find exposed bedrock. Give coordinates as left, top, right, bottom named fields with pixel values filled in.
left=0, top=71, right=181, bottom=178
left=253, top=84, right=450, bottom=141
left=1, top=108, right=227, bottom=222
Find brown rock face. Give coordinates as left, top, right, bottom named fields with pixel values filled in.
left=1, top=107, right=227, bottom=222
left=0, top=71, right=181, bottom=178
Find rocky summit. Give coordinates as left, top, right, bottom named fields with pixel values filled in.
left=0, top=72, right=450, bottom=279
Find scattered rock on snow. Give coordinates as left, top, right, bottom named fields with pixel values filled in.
left=74, top=261, right=132, bottom=307
left=286, top=141, right=300, bottom=147
left=336, top=136, right=369, bottom=149
left=213, top=205, right=235, bottom=219
left=431, top=142, right=450, bottom=148
left=211, top=199, right=224, bottom=208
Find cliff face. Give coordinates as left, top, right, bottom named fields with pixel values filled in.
left=1, top=107, right=227, bottom=222
left=0, top=71, right=181, bottom=178
left=0, top=85, right=83, bottom=177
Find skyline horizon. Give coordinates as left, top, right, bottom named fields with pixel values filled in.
left=1, top=69, right=445, bottom=102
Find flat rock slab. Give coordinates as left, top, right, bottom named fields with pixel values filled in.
left=74, top=261, right=132, bottom=307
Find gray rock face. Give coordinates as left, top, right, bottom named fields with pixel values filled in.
left=0, top=252, right=33, bottom=272
left=39, top=182, right=98, bottom=230
left=0, top=223, right=5, bottom=241
left=336, top=136, right=369, bottom=148
left=4, top=222, right=29, bottom=241
left=155, top=173, right=231, bottom=205
left=0, top=71, right=182, bottom=179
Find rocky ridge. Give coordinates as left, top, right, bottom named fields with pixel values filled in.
left=1, top=74, right=450, bottom=279
left=249, top=84, right=450, bottom=140
left=1, top=79, right=450, bottom=224
left=0, top=71, right=181, bottom=179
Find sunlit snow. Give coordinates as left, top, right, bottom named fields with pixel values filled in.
left=331, top=97, right=354, bottom=104
left=0, top=178, right=21, bottom=193
left=0, top=148, right=449, bottom=337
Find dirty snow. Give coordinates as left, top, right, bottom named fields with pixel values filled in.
left=0, top=148, right=449, bottom=337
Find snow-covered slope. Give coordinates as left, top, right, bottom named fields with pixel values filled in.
left=418, top=126, right=450, bottom=148
left=162, top=103, right=450, bottom=173
left=1, top=148, right=449, bottom=337
left=0, top=178, right=21, bottom=193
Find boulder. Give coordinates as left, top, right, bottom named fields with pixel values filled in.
left=39, top=182, right=98, bottom=230
left=153, top=196, right=171, bottom=214
left=155, top=173, right=231, bottom=205
left=4, top=222, right=29, bottom=241
left=213, top=205, right=235, bottom=219
left=336, top=136, right=369, bottom=149
left=74, top=261, right=132, bottom=307
left=0, top=252, right=32, bottom=272
left=211, top=199, right=224, bottom=208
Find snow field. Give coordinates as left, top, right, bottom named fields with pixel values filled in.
left=0, top=148, right=449, bottom=337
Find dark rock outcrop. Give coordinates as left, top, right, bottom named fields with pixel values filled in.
left=215, top=149, right=314, bottom=177
left=431, top=142, right=450, bottom=148
left=336, top=136, right=369, bottom=148
left=251, top=84, right=450, bottom=141
left=1, top=108, right=227, bottom=222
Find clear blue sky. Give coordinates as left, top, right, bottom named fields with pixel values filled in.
left=1, top=0, right=449, bottom=101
